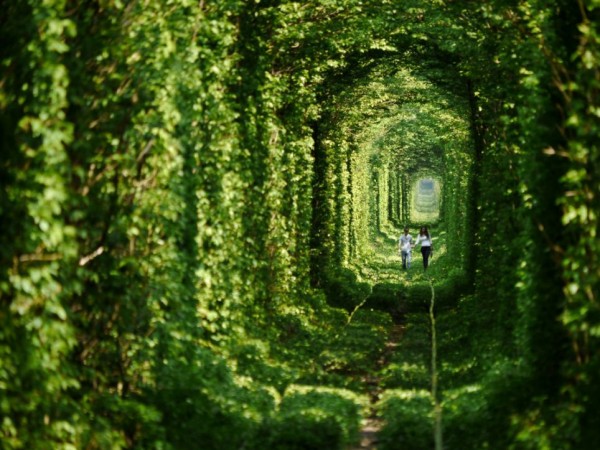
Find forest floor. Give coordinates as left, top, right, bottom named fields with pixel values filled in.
left=348, top=322, right=406, bottom=450
left=342, top=229, right=448, bottom=449
left=255, top=226, right=459, bottom=449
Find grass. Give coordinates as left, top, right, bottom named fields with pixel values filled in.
left=214, top=222, right=509, bottom=449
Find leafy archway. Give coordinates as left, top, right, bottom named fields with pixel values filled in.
left=1, top=1, right=599, bottom=449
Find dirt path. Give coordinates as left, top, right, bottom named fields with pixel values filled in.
left=348, top=322, right=406, bottom=450
left=348, top=276, right=442, bottom=450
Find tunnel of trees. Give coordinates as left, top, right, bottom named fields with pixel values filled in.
left=1, top=1, right=599, bottom=449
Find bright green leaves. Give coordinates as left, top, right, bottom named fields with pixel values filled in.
left=555, top=6, right=600, bottom=399
left=316, top=53, right=472, bottom=285
left=0, top=0, right=79, bottom=447
left=1, top=0, right=600, bottom=448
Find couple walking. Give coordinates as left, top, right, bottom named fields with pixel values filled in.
left=399, top=226, right=433, bottom=271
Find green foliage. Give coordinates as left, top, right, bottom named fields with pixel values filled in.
left=317, top=309, right=390, bottom=384
left=552, top=8, right=600, bottom=444
left=1, top=0, right=600, bottom=448
left=376, top=389, right=434, bottom=450
left=380, top=312, right=431, bottom=391
left=315, top=56, right=473, bottom=284
left=0, top=0, right=78, bottom=447
left=151, top=350, right=276, bottom=450
left=1, top=0, right=370, bottom=447
left=266, top=386, right=367, bottom=450
left=322, top=268, right=371, bottom=311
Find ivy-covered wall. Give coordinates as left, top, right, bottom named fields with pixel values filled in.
left=0, top=1, right=372, bottom=446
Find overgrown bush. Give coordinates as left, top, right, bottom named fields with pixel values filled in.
left=152, top=349, right=276, bottom=450
left=376, top=389, right=434, bottom=450
left=266, top=386, right=367, bottom=450
left=323, top=268, right=372, bottom=311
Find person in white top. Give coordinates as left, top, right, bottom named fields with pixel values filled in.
left=398, top=227, right=413, bottom=270
left=414, top=226, right=433, bottom=270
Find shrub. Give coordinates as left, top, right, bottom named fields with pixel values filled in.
left=152, top=349, right=276, bottom=450
left=265, top=385, right=367, bottom=450
left=376, top=389, right=434, bottom=450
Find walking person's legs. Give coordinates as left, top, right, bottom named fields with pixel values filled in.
left=421, top=246, right=431, bottom=270
left=401, top=250, right=408, bottom=269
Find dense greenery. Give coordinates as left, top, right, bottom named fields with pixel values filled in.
left=1, top=0, right=599, bottom=449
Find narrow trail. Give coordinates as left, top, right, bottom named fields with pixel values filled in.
left=348, top=321, right=406, bottom=450
left=346, top=273, right=443, bottom=450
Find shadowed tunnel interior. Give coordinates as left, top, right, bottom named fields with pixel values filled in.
left=314, top=57, right=473, bottom=291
